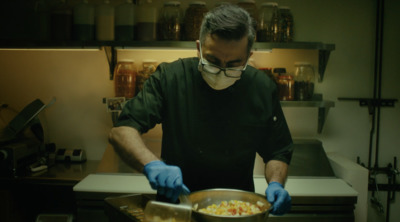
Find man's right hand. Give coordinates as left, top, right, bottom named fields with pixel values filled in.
left=143, top=160, right=190, bottom=203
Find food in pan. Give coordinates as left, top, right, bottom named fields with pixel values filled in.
left=196, top=200, right=265, bottom=216
left=121, top=207, right=145, bottom=221
left=152, top=216, right=176, bottom=222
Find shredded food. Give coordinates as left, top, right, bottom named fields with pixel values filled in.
left=198, top=200, right=265, bottom=216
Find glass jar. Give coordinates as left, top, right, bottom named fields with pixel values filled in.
left=237, top=0, right=258, bottom=31
left=136, top=0, right=158, bottom=41
left=50, top=0, right=72, bottom=41
left=158, top=1, right=183, bottom=41
left=73, top=0, right=95, bottom=41
left=114, top=60, right=137, bottom=98
left=136, top=60, right=157, bottom=94
left=279, top=6, right=294, bottom=42
left=277, top=75, right=294, bottom=101
left=294, top=62, right=315, bottom=101
left=33, top=0, right=50, bottom=41
left=257, top=2, right=279, bottom=42
left=115, top=0, right=135, bottom=41
left=184, top=1, right=208, bottom=41
left=95, top=0, right=114, bottom=41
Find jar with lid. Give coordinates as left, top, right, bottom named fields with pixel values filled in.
left=95, top=0, right=114, bottom=41
left=115, top=0, right=135, bottom=41
left=50, top=0, right=72, bottom=41
left=257, top=2, right=279, bottom=42
left=273, top=67, right=285, bottom=80
left=158, top=1, right=183, bottom=41
left=114, top=60, right=137, bottom=98
left=237, top=0, right=258, bottom=31
left=272, top=68, right=294, bottom=101
left=277, top=75, right=294, bottom=101
left=279, top=6, right=294, bottom=42
left=184, top=2, right=208, bottom=41
left=294, top=62, right=315, bottom=101
left=73, top=0, right=95, bottom=41
left=136, top=0, right=158, bottom=41
left=32, top=0, right=50, bottom=41
left=136, top=60, right=157, bottom=94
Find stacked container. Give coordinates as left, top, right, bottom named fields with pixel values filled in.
left=257, top=2, right=279, bottom=42
left=114, top=60, right=137, bottom=98
left=294, top=62, right=315, bottom=101
left=136, top=0, right=158, bottom=41
left=115, top=0, right=135, bottom=41
left=96, top=0, right=114, bottom=41
left=73, top=0, right=95, bottom=41
left=237, top=0, right=258, bottom=32
left=279, top=6, right=294, bottom=42
left=183, top=2, right=208, bottom=41
left=158, top=1, right=183, bottom=40
left=50, top=0, right=72, bottom=41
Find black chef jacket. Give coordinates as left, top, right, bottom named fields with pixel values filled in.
left=116, top=57, right=293, bottom=192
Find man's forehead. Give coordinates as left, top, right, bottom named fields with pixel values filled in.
left=202, top=35, right=248, bottom=59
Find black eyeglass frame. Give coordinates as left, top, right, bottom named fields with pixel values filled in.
left=198, top=42, right=250, bottom=78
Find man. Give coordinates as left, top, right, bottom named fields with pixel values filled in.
left=109, top=4, right=293, bottom=215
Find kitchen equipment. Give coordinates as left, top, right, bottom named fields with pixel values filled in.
left=76, top=140, right=357, bottom=222
left=189, top=189, right=271, bottom=222
left=0, top=138, right=41, bottom=177
left=56, top=148, right=86, bottom=163
left=144, top=194, right=192, bottom=222
left=0, top=99, right=47, bottom=177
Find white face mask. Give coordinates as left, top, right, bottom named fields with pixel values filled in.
left=200, top=70, right=239, bottom=90
left=198, top=63, right=240, bottom=90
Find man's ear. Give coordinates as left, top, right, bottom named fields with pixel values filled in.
left=196, top=40, right=200, bottom=57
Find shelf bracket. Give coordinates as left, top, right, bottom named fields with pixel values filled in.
left=318, top=106, right=330, bottom=133
left=318, top=49, right=331, bottom=82
left=104, top=46, right=117, bottom=80
left=281, top=97, right=335, bottom=133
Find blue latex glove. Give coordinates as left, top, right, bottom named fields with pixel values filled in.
left=143, top=160, right=190, bottom=203
left=265, top=182, right=291, bottom=215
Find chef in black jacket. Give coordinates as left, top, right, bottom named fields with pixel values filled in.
left=109, top=3, right=293, bottom=215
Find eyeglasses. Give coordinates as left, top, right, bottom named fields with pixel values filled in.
left=198, top=43, right=249, bottom=78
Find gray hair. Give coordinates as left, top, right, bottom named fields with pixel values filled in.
left=199, top=4, right=256, bottom=54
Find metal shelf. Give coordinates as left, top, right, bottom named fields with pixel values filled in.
left=281, top=99, right=335, bottom=133
left=0, top=40, right=335, bottom=82
left=0, top=40, right=334, bottom=49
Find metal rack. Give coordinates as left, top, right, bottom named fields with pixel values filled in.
left=0, top=40, right=334, bottom=82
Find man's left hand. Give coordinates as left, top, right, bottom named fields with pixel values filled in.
left=265, top=181, right=291, bottom=215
